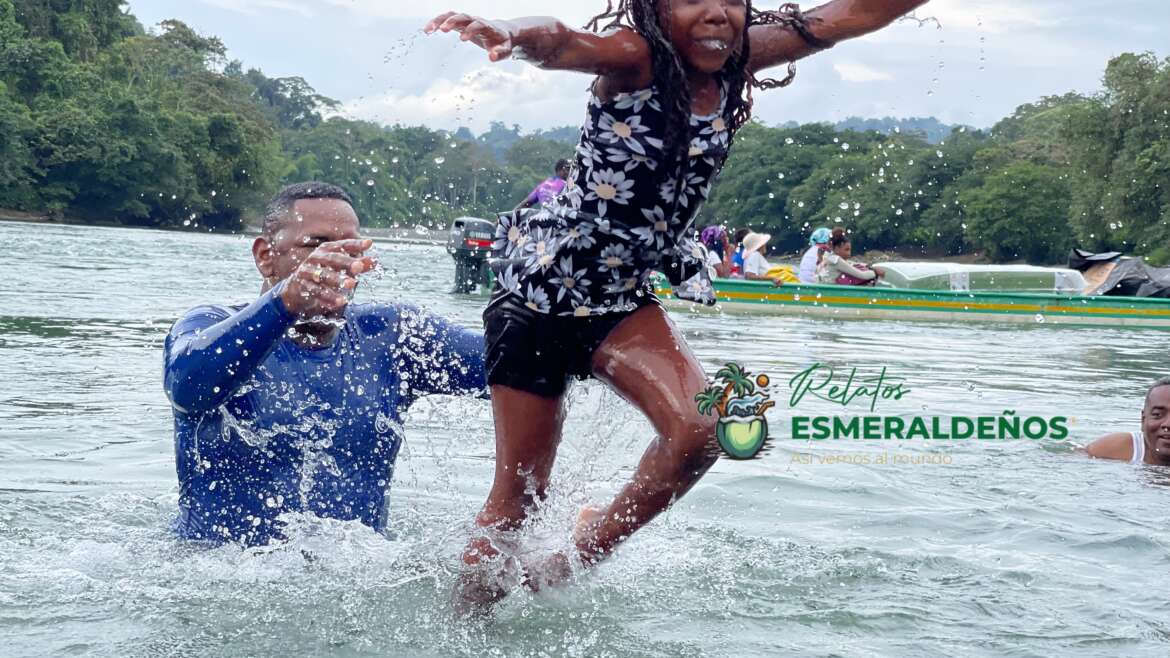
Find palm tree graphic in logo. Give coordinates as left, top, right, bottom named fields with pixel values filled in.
left=696, top=363, right=776, bottom=459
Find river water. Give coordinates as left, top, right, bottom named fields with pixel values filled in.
left=1, top=222, right=1168, bottom=657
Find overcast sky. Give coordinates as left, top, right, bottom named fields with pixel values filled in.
left=125, top=1, right=1169, bottom=134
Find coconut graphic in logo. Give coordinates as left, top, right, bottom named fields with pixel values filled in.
left=696, top=364, right=775, bottom=459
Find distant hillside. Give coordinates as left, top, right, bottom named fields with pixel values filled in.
left=455, top=122, right=578, bottom=163
left=777, top=116, right=970, bottom=144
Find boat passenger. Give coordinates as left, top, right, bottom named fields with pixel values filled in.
left=1086, top=378, right=1170, bottom=465
left=730, top=227, right=751, bottom=278
left=818, top=228, right=884, bottom=285
left=513, top=159, right=572, bottom=213
left=742, top=231, right=785, bottom=286
left=799, top=227, right=831, bottom=283
left=701, top=225, right=733, bottom=278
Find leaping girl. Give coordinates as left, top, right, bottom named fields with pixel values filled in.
left=426, top=0, right=929, bottom=610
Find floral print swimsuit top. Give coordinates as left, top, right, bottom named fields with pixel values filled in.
left=491, top=83, right=724, bottom=317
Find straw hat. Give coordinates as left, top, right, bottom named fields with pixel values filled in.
left=743, top=232, right=772, bottom=253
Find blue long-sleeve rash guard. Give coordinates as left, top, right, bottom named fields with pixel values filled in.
left=163, top=286, right=486, bottom=546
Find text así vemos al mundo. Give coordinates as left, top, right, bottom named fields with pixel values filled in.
left=791, top=412, right=1069, bottom=441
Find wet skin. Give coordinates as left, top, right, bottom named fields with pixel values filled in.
left=252, top=198, right=377, bottom=347
left=1087, top=385, right=1170, bottom=466
left=426, top=0, right=931, bottom=611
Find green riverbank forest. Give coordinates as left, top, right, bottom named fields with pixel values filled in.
left=1, top=1, right=1167, bottom=263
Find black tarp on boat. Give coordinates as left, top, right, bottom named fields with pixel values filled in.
left=1069, top=249, right=1170, bottom=298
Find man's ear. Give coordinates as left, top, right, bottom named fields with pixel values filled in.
left=253, top=236, right=276, bottom=280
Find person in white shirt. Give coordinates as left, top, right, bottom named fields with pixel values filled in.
left=817, top=228, right=884, bottom=285
left=799, top=227, right=832, bottom=283
left=741, top=232, right=785, bottom=286
left=1087, top=378, right=1170, bottom=465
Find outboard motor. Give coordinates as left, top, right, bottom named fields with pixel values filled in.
left=446, top=216, right=496, bottom=293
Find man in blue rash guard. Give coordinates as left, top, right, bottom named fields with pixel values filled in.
left=164, top=182, right=487, bottom=546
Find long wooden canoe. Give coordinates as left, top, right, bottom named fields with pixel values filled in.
left=654, top=278, right=1170, bottom=329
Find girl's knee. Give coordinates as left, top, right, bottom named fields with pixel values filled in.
left=670, top=416, right=720, bottom=468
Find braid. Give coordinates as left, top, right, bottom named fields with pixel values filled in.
left=586, top=1, right=691, bottom=166
left=749, top=3, right=830, bottom=90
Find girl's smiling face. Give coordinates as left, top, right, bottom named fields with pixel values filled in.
left=659, top=0, right=747, bottom=74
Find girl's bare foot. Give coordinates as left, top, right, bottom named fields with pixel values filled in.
left=573, top=505, right=607, bottom=563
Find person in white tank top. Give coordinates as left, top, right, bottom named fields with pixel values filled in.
left=1086, top=378, right=1170, bottom=465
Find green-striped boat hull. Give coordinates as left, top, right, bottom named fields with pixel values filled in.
left=654, top=279, right=1170, bottom=329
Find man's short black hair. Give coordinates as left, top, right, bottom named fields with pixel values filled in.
left=555, top=159, right=572, bottom=173
left=1146, top=377, right=1170, bottom=405
left=263, top=181, right=356, bottom=236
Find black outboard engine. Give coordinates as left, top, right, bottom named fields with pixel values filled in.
left=446, top=216, right=496, bottom=293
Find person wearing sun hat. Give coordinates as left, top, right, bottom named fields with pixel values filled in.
left=799, top=227, right=832, bottom=283
left=742, top=231, right=784, bottom=286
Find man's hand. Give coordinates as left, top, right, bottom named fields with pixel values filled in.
left=426, top=12, right=515, bottom=62
left=280, top=239, right=377, bottom=318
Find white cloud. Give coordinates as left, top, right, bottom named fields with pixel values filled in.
left=198, top=0, right=314, bottom=18
left=834, top=61, right=893, bottom=82
left=343, top=64, right=587, bottom=133
left=901, top=0, right=1057, bottom=34
left=198, top=0, right=597, bottom=23
left=322, top=0, right=597, bottom=23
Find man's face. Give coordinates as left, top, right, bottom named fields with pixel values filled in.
left=258, top=198, right=361, bottom=282
left=1142, top=385, right=1170, bottom=460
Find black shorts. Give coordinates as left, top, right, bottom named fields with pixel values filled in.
left=482, top=290, right=659, bottom=399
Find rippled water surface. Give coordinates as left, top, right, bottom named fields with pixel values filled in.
left=2, top=222, right=1169, bottom=657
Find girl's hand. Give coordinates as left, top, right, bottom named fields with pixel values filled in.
left=425, top=12, right=514, bottom=62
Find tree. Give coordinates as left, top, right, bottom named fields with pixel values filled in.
left=1064, top=53, right=1170, bottom=261
left=959, top=162, right=1072, bottom=264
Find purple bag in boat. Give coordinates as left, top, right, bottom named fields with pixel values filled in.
left=836, top=264, right=876, bottom=286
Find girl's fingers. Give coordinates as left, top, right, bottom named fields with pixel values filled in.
left=460, top=20, right=491, bottom=43
left=489, top=43, right=514, bottom=62
left=424, top=12, right=456, bottom=33
left=439, top=13, right=475, bottom=33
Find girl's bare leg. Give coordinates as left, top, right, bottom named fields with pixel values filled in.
left=457, top=385, right=566, bottom=611
left=576, top=304, right=718, bottom=563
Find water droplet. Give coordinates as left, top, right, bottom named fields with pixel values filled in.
left=434, top=157, right=446, bottom=165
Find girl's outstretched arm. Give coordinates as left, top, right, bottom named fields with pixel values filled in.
left=748, top=0, right=930, bottom=74
left=425, top=13, right=651, bottom=85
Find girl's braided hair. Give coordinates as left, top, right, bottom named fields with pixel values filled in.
left=585, top=1, right=826, bottom=166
